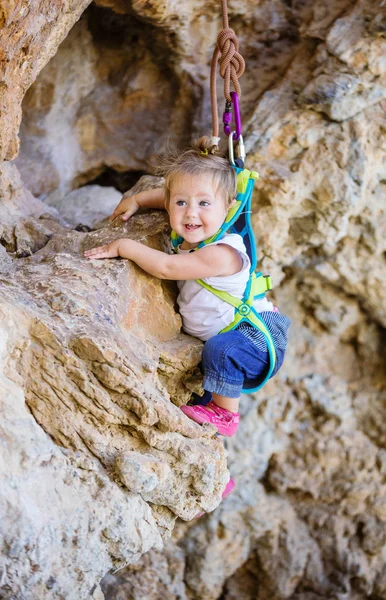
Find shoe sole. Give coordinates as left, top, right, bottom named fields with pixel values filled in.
left=181, top=407, right=238, bottom=437
left=194, top=477, right=235, bottom=519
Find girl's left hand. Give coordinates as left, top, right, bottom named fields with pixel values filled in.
left=84, top=240, right=120, bottom=259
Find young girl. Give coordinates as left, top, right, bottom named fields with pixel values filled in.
left=84, top=138, right=290, bottom=438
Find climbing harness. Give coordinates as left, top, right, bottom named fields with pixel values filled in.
left=172, top=0, right=277, bottom=393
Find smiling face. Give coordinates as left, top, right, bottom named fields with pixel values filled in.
left=168, top=172, right=232, bottom=250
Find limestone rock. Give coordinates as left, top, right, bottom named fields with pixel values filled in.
left=0, top=161, right=64, bottom=255
left=13, top=7, right=191, bottom=196
left=0, top=311, right=163, bottom=600
left=0, top=174, right=229, bottom=598
left=0, top=0, right=93, bottom=161
left=1, top=0, right=386, bottom=598
left=44, top=185, right=122, bottom=228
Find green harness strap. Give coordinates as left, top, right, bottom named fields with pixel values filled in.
left=172, top=166, right=277, bottom=393
left=196, top=274, right=276, bottom=389
left=194, top=168, right=277, bottom=393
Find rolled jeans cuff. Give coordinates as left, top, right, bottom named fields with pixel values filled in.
left=202, top=370, right=243, bottom=398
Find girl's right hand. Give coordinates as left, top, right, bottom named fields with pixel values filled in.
left=109, top=192, right=139, bottom=222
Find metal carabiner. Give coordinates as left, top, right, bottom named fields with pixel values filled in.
left=228, top=131, right=246, bottom=166
left=236, top=133, right=246, bottom=162
left=228, top=131, right=236, bottom=165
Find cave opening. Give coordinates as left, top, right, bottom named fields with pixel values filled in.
left=13, top=1, right=183, bottom=227
left=86, top=167, right=147, bottom=193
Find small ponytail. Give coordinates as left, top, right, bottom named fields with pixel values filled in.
left=193, top=135, right=221, bottom=156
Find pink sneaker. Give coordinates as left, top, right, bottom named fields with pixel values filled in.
left=194, top=477, right=235, bottom=518
left=222, top=476, right=235, bottom=498
left=180, top=400, right=240, bottom=437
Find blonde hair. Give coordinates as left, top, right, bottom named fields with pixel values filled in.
left=155, top=137, right=236, bottom=209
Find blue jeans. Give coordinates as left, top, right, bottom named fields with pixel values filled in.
left=201, top=330, right=285, bottom=398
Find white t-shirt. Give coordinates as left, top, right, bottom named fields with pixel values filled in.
left=176, top=233, right=273, bottom=341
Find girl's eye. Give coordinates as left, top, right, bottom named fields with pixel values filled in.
left=200, top=201, right=210, bottom=207
left=176, top=200, right=186, bottom=206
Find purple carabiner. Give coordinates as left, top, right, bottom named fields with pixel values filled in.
left=231, top=91, right=242, bottom=141
left=222, top=93, right=242, bottom=140
left=223, top=101, right=232, bottom=137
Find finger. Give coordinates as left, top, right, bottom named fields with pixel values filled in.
left=109, top=199, right=126, bottom=219
left=84, top=246, right=103, bottom=254
left=84, top=246, right=107, bottom=257
left=109, top=214, right=120, bottom=222
left=85, top=251, right=108, bottom=259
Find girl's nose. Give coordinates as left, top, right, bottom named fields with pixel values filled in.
left=185, top=204, right=197, bottom=217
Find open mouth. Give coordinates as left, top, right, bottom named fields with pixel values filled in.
left=184, top=224, right=201, bottom=231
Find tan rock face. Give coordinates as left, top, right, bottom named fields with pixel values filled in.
left=0, top=0, right=93, bottom=161
left=0, top=331, right=163, bottom=598
left=13, top=3, right=198, bottom=196
left=1, top=0, right=386, bottom=599
left=0, top=171, right=228, bottom=599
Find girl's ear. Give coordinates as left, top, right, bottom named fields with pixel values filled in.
left=228, top=198, right=237, bottom=209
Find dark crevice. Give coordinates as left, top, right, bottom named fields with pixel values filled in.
left=86, top=3, right=179, bottom=78
left=85, top=167, right=147, bottom=193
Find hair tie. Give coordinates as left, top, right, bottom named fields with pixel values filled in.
left=200, top=149, right=209, bottom=155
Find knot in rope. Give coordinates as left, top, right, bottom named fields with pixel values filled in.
left=217, top=28, right=245, bottom=102
left=209, top=0, right=246, bottom=141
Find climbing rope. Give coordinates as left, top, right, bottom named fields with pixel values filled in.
left=196, top=1, right=277, bottom=393
left=210, top=0, right=245, bottom=145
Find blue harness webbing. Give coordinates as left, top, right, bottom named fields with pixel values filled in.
left=171, top=165, right=276, bottom=393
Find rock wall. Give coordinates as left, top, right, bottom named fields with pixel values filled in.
left=0, top=0, right=93, bottom=161
left=1, top=0, right=386, bottom=599
left=0, top=167, right=231, bottom=599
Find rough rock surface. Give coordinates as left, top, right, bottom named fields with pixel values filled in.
left=0, top=0, right=93, bottom=161
left=1, top=0, right=386, bottom=599
left=0, top=168, right=230, bottom=599
left=44, top=184, right=122, bottom=228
